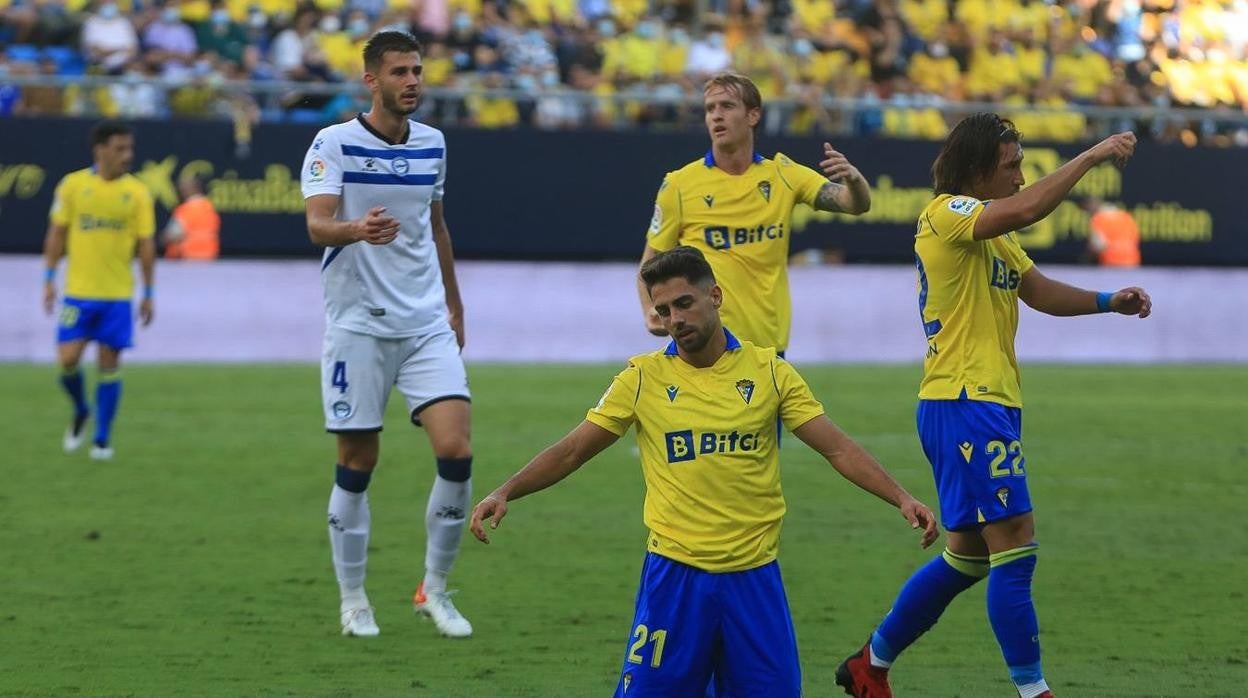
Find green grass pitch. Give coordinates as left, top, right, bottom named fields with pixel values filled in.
left=2, top=363, right=1245, bottom=697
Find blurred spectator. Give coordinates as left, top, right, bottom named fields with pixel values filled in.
left=686, top=20, right=731, bottom=79
left=14, top=57, right=67, bottom=114
left=142, top=0, right=198, bottom=77
left=195, top=0, right=248, bottom=67
left=271, top=6, right=319, bottom=78
left=81, top=1, right=140, bottom=73
left=163, top=172, right=220, bottom=260
left=1083, top=196, right=1141, bottom=267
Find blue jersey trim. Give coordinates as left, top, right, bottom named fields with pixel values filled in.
left=340, top=145, right=444, bottom=160
left=664, top=328, right=741, bottom=356
left=703, top=150, right=764, bottom=167
left=322, top=246, right=343, bottom=270
left=342, top=172, right=437, bottom=186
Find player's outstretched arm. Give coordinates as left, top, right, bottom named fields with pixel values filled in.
left=973, top=131, right=1136, bottom=241
left=470, top=421, right=620, bottom=544
left=814, top=143, right=871, bottom=214
left=1019, top=267, right=1152, bottom=318
left=793, top=416, right=938, bottom=548
left=41, top=222, right=68, bottom=314
left=305, top=195, right=398, bottom=247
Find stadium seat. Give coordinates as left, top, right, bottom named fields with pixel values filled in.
left=6, top=44, right=41, bottom=66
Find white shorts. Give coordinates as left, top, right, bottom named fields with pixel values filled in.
left=321, top=325, right=470, bottom=432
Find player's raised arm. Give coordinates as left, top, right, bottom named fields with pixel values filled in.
left=814, top=143, right=871, bottom=214
left=470, top=420, right=620, bottom=543
left=973, top=131, right=1136, bottom=241
left=792, top=416, right=938, bottom=548
left=1019, top=267, right=1152, bottom=318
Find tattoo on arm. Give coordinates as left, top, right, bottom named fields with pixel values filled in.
left=814, top=181, right=846, bottom=213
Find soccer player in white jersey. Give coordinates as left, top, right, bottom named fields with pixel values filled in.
left=300, top=31, right=473, bottom=639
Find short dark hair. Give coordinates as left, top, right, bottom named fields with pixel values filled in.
left=640, top=246, right=717, bottom=293
left=931, top=113, right=1021, bottom=195
left=363, top=31, right=423, bottom=71
left=90, top=121, right=132, bottom=148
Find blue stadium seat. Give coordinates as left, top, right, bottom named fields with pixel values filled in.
left=286, top=108, right=325, bottom=124
left=6, top=44, right=41, bottom=65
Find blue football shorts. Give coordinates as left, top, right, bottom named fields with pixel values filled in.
left=612, top=552, right=801, bottom=697
left=56, top=297, right=133, bottom=350
left=917, top=398, right=1032, bottom=531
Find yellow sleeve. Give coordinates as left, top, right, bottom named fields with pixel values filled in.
left=133, top=182, right=156, bottom=239
left=773, top=152, right=827, bottom=207
left=646, top=174, right=682, bottom=251
left=584, top=360, right=642, bottom=436
left=928, top=195, right=986, bottom=245
left=1000, top=232, right=1035, bottom=275
left=49, top=174, right=74, bottom=227
left=772, top=357, right=825, bottom=432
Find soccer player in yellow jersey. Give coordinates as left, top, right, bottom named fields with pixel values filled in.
left=42, top=121, right=156, bottom=461
left=836, top=114, right=1152, bottom=698
left=637, top=73, right=872, bottom=354
left=471, top=246, right=938, bottom=697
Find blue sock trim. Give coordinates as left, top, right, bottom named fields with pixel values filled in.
left=436, top=456, right=472, bottom=483
left=1009, top=660, right=1044, bottom=686
left=335, top=464, right=372, bottom=493
left=870, top=631, right=896, bottom=663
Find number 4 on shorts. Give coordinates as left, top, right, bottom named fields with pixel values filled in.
left=332, top=361, right=349, bottom=394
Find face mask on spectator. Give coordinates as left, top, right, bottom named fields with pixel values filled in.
left=930, top=42, right=948, bottom=58
left=99, top=2, right=120, bottom=19
left=348, top=17, right=369, bottom=37
left=515, top=74, right=537, bottom=91
left=453, top=12, right=472, bottom=33
left=636, top=21, right=657, bottom=39
left=669, top=29, right=688, bottom=45
left=597, top=19, right=616, bottom=38
left=541, top=71, right=558, bottom=87
left=162, top=8, right=180, bottom=23
left=793, top=39, right=813, bottom=57
left=211, top=9, right=230, bottom=26
left=527, top=29, right=544, bottom=43
left=706, top=32, right=725, bottom=49
left=320, top=15, right=342, bottom=33
left=249, top=11, right=266, bottom=28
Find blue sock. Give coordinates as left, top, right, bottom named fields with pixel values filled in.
left=987, top=545, right=1043, bottom=687
left=60, top=368, right=89, bottom=418
left=335, top=464, right=373, bottom=493
left=872, top=549, right=989, bottom=664
left=94, top=370, right=122, bottom=447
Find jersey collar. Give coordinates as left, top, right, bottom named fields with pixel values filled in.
left=664, top=327, right=742, bottom=356
left=356, top=113, right=410, bottom=145
left=703, top=150, right=763, bottom=167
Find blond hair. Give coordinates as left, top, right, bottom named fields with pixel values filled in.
left=703, top=73, right=763, bottom=112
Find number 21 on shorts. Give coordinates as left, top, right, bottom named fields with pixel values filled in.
left=331, top=361, right=349, bottom=394
left=626, top=624, right=668, bottom=668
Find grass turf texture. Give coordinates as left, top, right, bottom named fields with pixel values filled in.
left=2, top=363, right=1245, bottom=697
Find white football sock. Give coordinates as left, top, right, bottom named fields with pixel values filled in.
left=328, top=484, right=370, bottom=608
left=423, top=475, right=470, bottom=593
left=1017, top=680, right=1051, bottom=698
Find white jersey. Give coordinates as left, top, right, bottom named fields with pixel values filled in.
left=301, top=115, right=450, bottom=338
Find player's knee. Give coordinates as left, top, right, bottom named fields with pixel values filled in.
left=436, top=456, right=472, bottom=482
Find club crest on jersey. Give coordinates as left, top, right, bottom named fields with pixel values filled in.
left=996, top=487, right=1010, bottom=507
left=757, top=180, right=771, bottom=202
left=735, top=379, right=755, bottom=405
left=666, top=385, right=679, bottom=402
left=703, top=194, right=714, bottom=208
left=392, top=158, right=410, bottom=175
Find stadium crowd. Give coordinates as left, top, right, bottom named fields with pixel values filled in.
left=2, top=0, right=1247, bottom=143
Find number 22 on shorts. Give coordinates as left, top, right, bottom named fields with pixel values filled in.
left=626, top=623, right=669, bottom=668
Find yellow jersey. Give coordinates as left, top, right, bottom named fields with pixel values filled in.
left=586, top=329, right=826, bottom=572
left=50, top=168, right=155, bottom=300
left=915, top=194, right=1035, bottom=407
left=646, top=152, right=829, bottom=353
